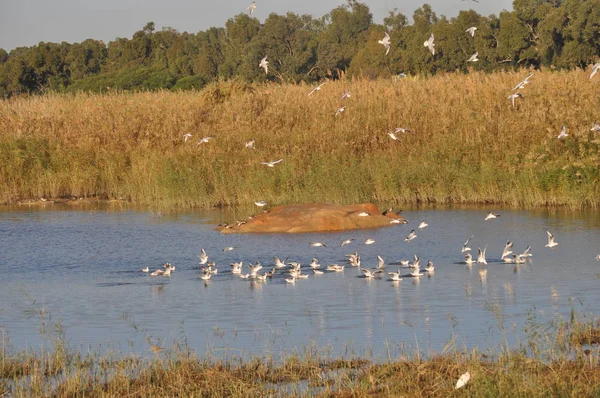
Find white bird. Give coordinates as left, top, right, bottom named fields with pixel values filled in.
left=485, top=211, right=500, bottom=221
left=340, top=239, right=354, bottom=247
left=310, top=242, right=327, bottom=247
left=326, top=264, right=345, bottom=272
left=200, top=272, right=211, bottom=281
left=467, top=52, right=479, bottom=62
left=512, top=73, right=533, bottom=91
left=239, top=273, right=251, bottom=279
left=249, top=262, right=263, bottom=276
left=255, top=200, right=267, bottom=207
left=308, top=82, right=327, bottom=97
left=309, top=258, right=321, bottom=269
left=197, top=136, right=214, bottom=145
left=545, top=231, right=558, bottom=248
left=377, top=255, right=385, bottom=269
left=388, top=270, right=403, bottom=281
left=340, top=91, right=351, bottom=99
left=501, top=241, right=514, bottom=259
left=313, top=269, right=324, bottom=275
left=365, top=238, right=376, bottom=245
left=466, top=27, right=477, bottom=37
left=521, top=245, right=533, bottom=257
left=230, top=262, right=243, bottom=274
left=247, top=1, right=256, bottom=14
left=394, top=127, right=413, bottom=134
left=462, top=235, right=474, bottom=253
left=557, top=125, right=568, bottom=139
left=361, top=268, right=383, bottom=278
left=260, top=159, right=283, bottom=167
left=423, top=33, right=435, bottom=55
left=141, top=267, right=149, bottom=273
left=508, top=92, right=524, bottom=108
left=590, top=62, right=600, bottom=79
left=258, top=56, right=268, bottom=74
left=591, top=121, right=600, bottom=132
left=455, top=372, right=471, bottom=390
left=411, top=254, right=420, bottom=269
left=223, top=246, right=234, bottom=252
left=596, top=254, right=600, bottom=261
left=477, top=247, right=487, bottom=265
left=273, top=257, right=287, bottom=268
left=425, top=260, right=435, bottom=273
left=245, top=138, right=256, bottom=149
left=378, top=32, right=391, bottom=56
left=198, top=248, right=208, bottom=265
left=150, top=269, right=165, bottom=276
left=405, top=229, right=417, bottom=242
left=183, top=133, right=192, bottom=142
left=464, top=252, right=475, bottom=265
left=388, top=131, right=400, bottom=141
left=399, top=260, right=410, bottom=267
left=358, top=211, right=370, bottom=217
left=389, top=219, right=402, bottom=224
left=410, top=268, right=424, bottom=277
left=334, top=106, right=345, bottom=117
left=418, top=221, right=428, bottom=229
left=285, top=276, right=296, bottom=284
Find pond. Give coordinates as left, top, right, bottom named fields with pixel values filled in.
left=1, top=204, right=599, bottom=359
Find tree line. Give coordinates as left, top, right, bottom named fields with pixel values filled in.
left=0, top=0, right=599, bottom=97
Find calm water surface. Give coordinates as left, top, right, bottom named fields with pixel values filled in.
left=1, top=205, right=599, bottom=358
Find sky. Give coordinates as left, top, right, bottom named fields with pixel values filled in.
left=0, top=0, right=513, bottom=51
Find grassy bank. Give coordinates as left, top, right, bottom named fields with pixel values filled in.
left=2, top=314, right=600, bottom=397
left=1, top=70, right=599, bottom=209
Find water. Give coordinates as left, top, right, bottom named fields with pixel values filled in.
left=1, top=204, right=599, bottom=359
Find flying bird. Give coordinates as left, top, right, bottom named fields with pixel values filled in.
left=340, top=239, right=354, bottom=247
left=501, top=241, right=514, bottom=259
left=365, top=238, right=375, bottom=245
left=591, top=121, right=600, bottom=132
left=557, top=125, right=568, bottom=139
left=590, top=62, right=600, bottom=79
left=512, top=73, right=533, bottom=91
left=477, top=247, right=487, bottom=265
left=405, top=229, right=417, bottom=242
left=462, top=235, right=474, bottom=253
left=183, top=133, right=192, bottom=142
left=394, top=127, right=413, bottom=134
left=455, top=372, right=471, bottom=390
left=485, top=211, right=500, bottom=221
left=545, top=231, right=558, bottom=248
left=245, top=138, right=256, bottom=149
left=508, top=92, right=524, bottom=108
left=467, top=52, right=479, bottom=62
left=423, top=33, right=435, bottom=55
left=310, top=242, right=327, bottom=247
left=254, top=200, right=267, bottom=207
left=260, top=159, right=283, bottom=167
left=418, top=221, right=428, bottom=229
left=388, top=131, right=400, bottom=141
left=334, top=106, right=345, bottom=117
left=466, top=27, right=477, bottom=37
left=340, top=91, right=351, bottom=100
left=378, top=32, right=391, bottom=56
left=258, top=56, right=268, bottom=74
left=247, top=1, right=256, bottom=15
left=308, top=82, right=327, bottom=97
left=197, top=136, right=214, bottom=145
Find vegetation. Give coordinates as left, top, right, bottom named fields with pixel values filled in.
left=2, top=311, right=600, bottom=396
left=1, top=0, right=600, bottom=97
left=1, top=69, right=599, bottom=208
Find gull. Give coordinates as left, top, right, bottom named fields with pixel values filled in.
left=247, top=1, right=256, bottom=14
left=394, top=127, right=413, bottom=134
left=425, top=260, right=435, bottom=273
left=477, top=247, right=488, bottom=265
left=388, top=131, right=400, bottom=141
left=265, top=268, right=276, bottom=278
left=245, top=138, right=256, bottom=149
left=198, top=248, right=208, bottom=265
left=163, top=263, right=175, bottom=271
left=508, top=92, right=524, bottom=108
left=512, top=73, right=533, bottom=91
left=513, top=254, right=527, bottom=264
left=162, top=267, right=172, bottom=276
left=206, top=263, right=218, bottom=274
left=485, top=211, right=500, bottom=221
left=418, top=221, right=428, bottom=229
left=340, top=239, right=354, bottom=247
left=309, top=258, right=321, bottom=269
left=150, top=269, right=165, bottom=276
left=239, top=273, right=251, bottom=279
left=465, top=252, right=475, bottom=265
left=334, top=106, right=345, bottom=117
left=545, top=231, right=558, bottom=248
left=590, top=62, right=600, bottom=79
left=326, top=264, right=345, bottom=272
left=393, top=73, right=407, bottom=82
left=274, top=257, right=287, bottom=268
left=310, top=242, right=327, bottom=247
left=249, top=262, right=263, bottom=276
left=223, top=246, right=235, bottom=252
left=358, top=211, right=370, bottom=217
left=183, top=133, right=192, bottom=142
left=255, top=273, right=267, bottom=281
left=405, top=229, right=417, bottom=242
left=596, top=254, right=600, bottom=261
left=288, top=262, right=301, bottom=272
left=255, top=200, right=267, bottom=207
left=466, top=27, right=477, bottom=37
left=378, top=32, right=391, bottom=56
left=313, top=269, right=324, bottom=275
left=361, top=268, right=383, bottom=278
left=340, top=91, right=351, bottom=100
left=423, top=33, right=435, bottom=55
left=308, top=82, right=327, bottom=97
left=197, top=136, right=214, bottom=145
left=388, top=270, right=403, bottom=281
left=411, top=255, right=420, bottom=269
left=455, top=372, right=470, bottom=390
left=285, top=276, right=296, bottom=284
left=410, top=267, right=424, bottom=277
left=141, top=267, right=149, bottom=273
left=377, top=255, right=385, bottom=269
left=365, top=238, right=375, bottom=245
left=467, top=52, right=479, bottom=62
left=261, top=159, right=283, bottom=167
left=501, top=241, right=514, bottom=259
left=521, top=245, right=533, bottom=257
left=591, top=121, right=600, bottom=132
left=230, top=262, right=243, bottom=274
left=399, top=260, right=410, bottom=267
left=258, top=56, right=268, bottom=74
left=200, top=272, right=211, bottom=281
left=389, top=219, right=402, bottom=224
left=557, top=125, right=568, bottom=139
left=296, top=272, right=309, bottom=279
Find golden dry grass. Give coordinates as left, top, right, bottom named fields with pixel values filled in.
left=1, top=69, right=599, bottom=208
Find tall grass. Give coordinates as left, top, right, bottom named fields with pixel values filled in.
left=1, top=70, right=599, bottom=209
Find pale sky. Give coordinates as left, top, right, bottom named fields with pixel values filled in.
left=0, top=0, right=513, bottom=51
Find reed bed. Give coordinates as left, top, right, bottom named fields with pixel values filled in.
left=1, top=70, right=599, bottom=209
left=2, top=314, right=600, bottom=397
